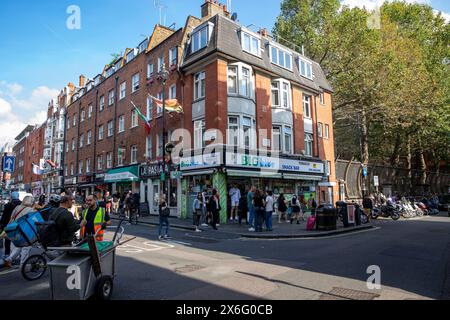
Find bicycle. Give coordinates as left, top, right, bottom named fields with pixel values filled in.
left=129, top=207, right=139, bottom=225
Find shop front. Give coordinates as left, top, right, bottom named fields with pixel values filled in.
left=139, top=163, right=180, bottom=216
left=31, top=181, right=43, bottom=197
left=104, top=165, right=140, bottom=196
left=78, top=175, right=96, bottom=196
left=179, top=150, right=327, bottom=223
left=63, top=177, right=77, bottom=195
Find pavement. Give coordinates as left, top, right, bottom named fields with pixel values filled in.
left=1, top=211, right=449, bottom=300
left=113, top=213, right=375, bottom=239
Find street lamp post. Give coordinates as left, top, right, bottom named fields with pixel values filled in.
left=159, top=64, right=170, bottom=203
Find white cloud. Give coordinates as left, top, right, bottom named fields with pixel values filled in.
left=0, top=81, right=58, bottom=148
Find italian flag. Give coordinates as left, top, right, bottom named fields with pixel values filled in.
left=131, top=101, right=151, bottom=135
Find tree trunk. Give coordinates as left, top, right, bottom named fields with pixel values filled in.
left=406, top=136, right=413, bottom=194
left=360, top=110, right=370, bottom=165
left=418, top=147, right=427, bottom=186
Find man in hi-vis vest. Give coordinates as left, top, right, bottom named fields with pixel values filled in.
left=80, top=194, right=111, bottom=241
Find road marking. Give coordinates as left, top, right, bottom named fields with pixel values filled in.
left=163, top=239, right=192, bottom=246
left=0, top=268, right=19, bottom=276
left=117, top=240, right=175, bottom=254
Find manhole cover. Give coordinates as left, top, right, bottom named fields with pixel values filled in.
left=319, top=287, right=380, bottom=300
left=175, top=265, right=206, bottom=274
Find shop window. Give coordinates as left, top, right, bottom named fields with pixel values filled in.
left=305, top=134, right=313, bottom=156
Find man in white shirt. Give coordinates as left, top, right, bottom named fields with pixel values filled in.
left=229, top=185, right=241, bottom=223
left=265, top=191, right=274, bottom=232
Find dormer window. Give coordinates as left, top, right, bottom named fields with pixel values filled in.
left=241, top=31, right=261, bottom=57
left=139, top=39, right=149, bottom=53
left=114, top=59, right=122, bottom=71
left=270, top=45, right=293, bottom=71
left=105, top=67, right=114, bottom=78
left=190, top=22, right=214, bottom=54
left=126, top=49, right=137, bottom=63
left=299, top=57, right=313, bottom=79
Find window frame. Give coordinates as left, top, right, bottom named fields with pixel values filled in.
left=131, top=110, right=138, bottom=128
left=99, top=96, right=105, bottom=111
left=106, top=152, right=112, bottom=169
left=269, top=44, right=293, bottom=71
left=118, top=115, right=125, bottom=133
left=119, top=82, right=126, bottom=100
left=87, top=130, right=92, bottom=145
left=107, top=121, right=114, bottom=137
left=305, top=133, right=313, bottom=157
left=194, top=119, right=206, bottom=150
left=271, top=79, right=291, bottom=110
left=117, top=147, right=125, bottom=166
left=147, top=63, right=154, bottom=79
left=169, top=84, right=177, bottom=100
left=190, top=22, right=213, bottom=53
left=318, top=122, right=323, bottom=138
left=240, top=31, right=261, bottom=57
left=98, top=125, right=104, bottom=140
left=169, top=47, right=178, bottom=66
left=324, top=124, right=330, bottom=139
left=130, top=145, right=138, bottom=164
left=303, top=95, right=312, bottom=119
left=299, top=57, right=313, bottom=80
left=108, top=90, right=115, bottom=106
left=132, top=73, right=140, bottom=93
left=194, top=71, right=206, bottom=101
left=97, top=155, right=103, bottom=171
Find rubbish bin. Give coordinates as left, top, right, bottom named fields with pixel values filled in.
left=336, top=201, right=356, bottom=228
left=316, top=207, right=337, bottom=231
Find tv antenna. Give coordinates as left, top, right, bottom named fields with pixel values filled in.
left=154, top=0, right=168, bottom=26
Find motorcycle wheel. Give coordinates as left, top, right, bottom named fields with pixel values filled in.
left=360, top=214, right=369, bottom=224
left=391, top=212, right=401, bottom=221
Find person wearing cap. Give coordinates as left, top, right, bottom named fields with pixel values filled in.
left=0, top=192, right=22, bottom=259
left=2, top=196, right=35, bottom=268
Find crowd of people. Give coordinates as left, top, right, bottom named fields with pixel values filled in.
left=0, top=191, right=113, bottom=269
left=190, top=185, right=318, bottom=233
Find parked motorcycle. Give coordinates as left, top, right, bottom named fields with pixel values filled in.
left=371, top=204, right=400, bottom=220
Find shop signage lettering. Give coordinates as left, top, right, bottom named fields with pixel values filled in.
left=180, top=153, right=221, bottom=171
left=227, top=153, right=324, bottom=174
left=241, top=155, right=275, bottom=168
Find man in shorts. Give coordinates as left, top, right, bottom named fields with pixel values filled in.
left=229, top=184, right=241, bottom=223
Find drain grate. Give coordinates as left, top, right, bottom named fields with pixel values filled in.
left=174, top=265, right=206, bottom=274
left=319, top=287, right=380, bottom=300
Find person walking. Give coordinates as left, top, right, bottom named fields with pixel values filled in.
left=0, top=192, right=21, bottom=259
left=265, top=191, right=274, bottom=232
left=209, top=189, right=221, bottom=230
left=201, top=190, right=208, bottom=227
left=2, top=196, right=35, bottom=268
left=80, top=194, right=111, bottom=241
left=105, top=192, right=113, bottom=216
left=290, top=195, right=301, bottom=224
left=193, top=193, right=203, bottom=233
left=238, top=193, right=248, bottom=225
left=247, top=186, right=256, bottom=232
left=112, top=192, right=120, bottom=215
left=309, top=194, right=317, bottom=217
left=158, top=196, right=171, bottom=240
left=229, top=184, right=241, bottom=223
left=253, top=189, right=265, bottom=232
left=277, top=193, right=288, bottom=223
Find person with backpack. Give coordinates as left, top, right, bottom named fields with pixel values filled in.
left=2, top=196, right=35, bottom=268
left=41, top=194, right=61, bottom=221
left=0, top=192, right=21, bottom=259
left=290, top=195, right=301, bottom=225
left=277, top=193, right=288, bottom=223
left=158, top=196, right=171, bottom=240
left=192, top=193, right=203, bottom=233
left=309, top=195, right=318, bottom=216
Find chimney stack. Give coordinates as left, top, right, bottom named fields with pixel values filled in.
left=79, top=74, right=86, bottom=87
left=258, top=28, right=270, bottom=38
left=201, top=0, right=230, bottom=19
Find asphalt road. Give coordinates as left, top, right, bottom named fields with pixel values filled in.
left=1, top=213, right=450, bottom=300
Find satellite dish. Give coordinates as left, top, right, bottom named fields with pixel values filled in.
left=231, top=13, right=238, bottom=21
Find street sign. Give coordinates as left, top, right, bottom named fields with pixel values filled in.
left=3, top=156, right=15, bottom=173
left=374, top=176, right=379, bottom=187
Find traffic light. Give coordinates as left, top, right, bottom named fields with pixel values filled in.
left=165, top=142, right=175, bottom=154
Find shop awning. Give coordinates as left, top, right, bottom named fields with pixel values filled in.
left=105, top=166, right=139, bottom=183
left=182, top=169, right=215, bottom=176
left=227, top=169, right=282, bottom=179
left=283, top=174, right=323, bottom=181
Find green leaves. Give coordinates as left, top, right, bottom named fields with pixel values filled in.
left=274, top=0, right=449, bottom=169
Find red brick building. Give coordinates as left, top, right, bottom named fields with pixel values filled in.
left=62, top=0, right=337, bottom=222
left=11, top=125, right=45, bottom=195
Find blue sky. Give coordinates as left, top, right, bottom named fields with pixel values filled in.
left=0, top=0, right=448, bottom=147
